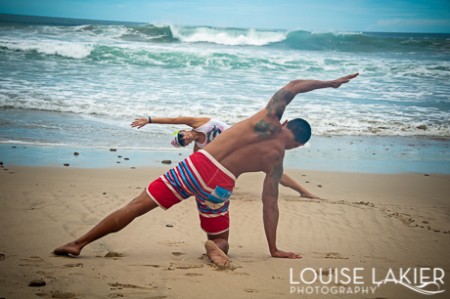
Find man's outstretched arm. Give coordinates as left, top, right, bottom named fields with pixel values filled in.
left=266, top=73, right=359, bottom=120
left=262, top=163, right=301, bottom=259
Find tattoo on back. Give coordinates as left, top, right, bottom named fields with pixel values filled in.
left=254, top=120, right=278, bottom=138
left=266, top=88, right=295, bottom=120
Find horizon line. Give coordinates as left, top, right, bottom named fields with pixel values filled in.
left=1, top=13, right=449, bottom=35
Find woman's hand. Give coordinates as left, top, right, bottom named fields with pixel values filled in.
left=131, top=117, right=149, bottom=129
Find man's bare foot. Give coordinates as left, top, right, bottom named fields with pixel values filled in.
left=205, top=240, right=230, bottom=267
left=53, top=242, right=81, bottom=257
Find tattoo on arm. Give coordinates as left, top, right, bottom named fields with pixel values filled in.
left=269, top=163, right=283, bottom=192
left=274, top=163, right=283, bottom=182
left=266, top=88, right=295, bottom=120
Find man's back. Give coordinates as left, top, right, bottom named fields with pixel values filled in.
left=204, top=108, right=287, bottom=178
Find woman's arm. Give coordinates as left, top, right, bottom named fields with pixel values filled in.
left=131, top=116, right=210, bottom=129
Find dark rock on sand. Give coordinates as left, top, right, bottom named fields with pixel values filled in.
left=161, top=160, right=172, bottom=165
left=28, top=279, right=46, bottom=287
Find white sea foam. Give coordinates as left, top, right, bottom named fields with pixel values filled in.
left=0, top=40, right=93, bottom=59
left=170, top=25, right=286, bottom=46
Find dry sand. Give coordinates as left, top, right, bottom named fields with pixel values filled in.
left=0, top=165, right=449, bottom=298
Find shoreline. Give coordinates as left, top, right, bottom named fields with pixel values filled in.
left=1, top=135, right=449, bottom=174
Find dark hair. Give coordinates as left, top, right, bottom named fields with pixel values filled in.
left=177, top=131, right=186, bottom=147
left=287, top=118, right=311, bottom=144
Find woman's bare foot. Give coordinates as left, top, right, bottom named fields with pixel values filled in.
left=300, top=192, right=321, bottom=199
left=53, top=242, right=82, bottom=257
left=205, top=240, right=230, bottom=267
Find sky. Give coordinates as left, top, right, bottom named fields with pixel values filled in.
left=0, top=0, right=449, bottom=33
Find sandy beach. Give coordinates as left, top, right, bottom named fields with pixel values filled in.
left=0, top=164, right=449, bottom=299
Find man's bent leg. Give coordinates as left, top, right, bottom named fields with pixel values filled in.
left=205, top=231, right=231, bottom=267
left=53, top=189, right=158, bottom=256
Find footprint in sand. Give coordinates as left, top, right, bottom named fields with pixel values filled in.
left=158, top=241, right=185, bottom=247
left=105, top=251, right=124, bottom=258
left=171, top=252, right=186, bottom=256
left=185, top=273, right=203, bottom=277
left=19, top=256, right=46, bottom=267
left=63, top=262, right=84, bottom=268
left=48, top=291, right=77, bottom=299
left=129, top=264, right=161, bottom=268
left=108, top=282, right=149, bottom=290
left=175, top=264, right=204, bottom=270
left=324, top=252, right=349, bottom=260
left=311, top=252, right=349, bottom=260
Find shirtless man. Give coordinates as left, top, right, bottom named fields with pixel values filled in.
left=53, top=73, right=358, bottom=267
left=130, top=116, right=319, bottom=199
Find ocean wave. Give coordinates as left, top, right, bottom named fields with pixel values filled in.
left=170, top=25, right=286, bottom=46
left=116, top=24, right=450, bottom=53
left=280, top=30, right=450, bottom=53
left=0, top=40, right=93, bottom=59
left=122, top=24, right=450, bottom=53
left=2, top=21, right=449, bottom=59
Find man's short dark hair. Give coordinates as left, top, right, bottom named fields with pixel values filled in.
left=287, top=118, right=311, bottom=144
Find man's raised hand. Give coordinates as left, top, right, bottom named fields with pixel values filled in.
left=330, top=72, right=359, bottom=88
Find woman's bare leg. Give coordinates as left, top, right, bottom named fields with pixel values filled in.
left=280, top=173, right=320, bottom=199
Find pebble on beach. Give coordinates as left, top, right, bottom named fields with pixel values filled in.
left=28, top=279, right=46, bottom=287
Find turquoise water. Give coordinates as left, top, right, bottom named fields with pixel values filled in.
left=0, top=14, right=449, bottom=173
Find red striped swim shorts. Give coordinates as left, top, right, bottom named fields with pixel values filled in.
left=147, top=150, right=236, bottom=235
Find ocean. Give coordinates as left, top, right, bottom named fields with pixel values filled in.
left=0, top=14, right=449, bottom=173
